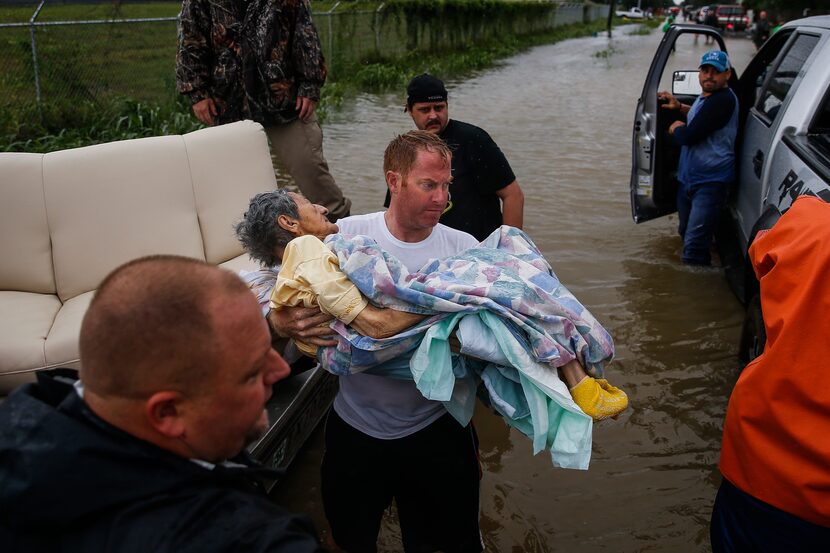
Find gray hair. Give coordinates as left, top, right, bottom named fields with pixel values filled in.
left=235, top=190, right=299, bottom=267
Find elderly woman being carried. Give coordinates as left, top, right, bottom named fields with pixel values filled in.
left=236, top=190, right=628, bottom=466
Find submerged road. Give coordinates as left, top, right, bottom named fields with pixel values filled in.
left=274, top=25, right=758, bottom=552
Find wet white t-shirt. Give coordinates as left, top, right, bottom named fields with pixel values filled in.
left=333, top=211, right=477, bottom=439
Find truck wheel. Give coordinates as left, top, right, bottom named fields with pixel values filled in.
left=739, top=294, right=766, bottom=364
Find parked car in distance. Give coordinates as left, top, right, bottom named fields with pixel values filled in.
left=715, top=4, right=750, bottom=32
left=629, top=17, right=830, bottom=363
left=616, top=6, right=646, bottom=19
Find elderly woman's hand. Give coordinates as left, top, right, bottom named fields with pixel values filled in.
left=268, top=306, right=338, bottom=347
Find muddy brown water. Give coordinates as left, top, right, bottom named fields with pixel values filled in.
left=272, top=26, right=758, bottom=552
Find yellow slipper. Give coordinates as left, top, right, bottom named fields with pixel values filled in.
left=570, top=376, right=629, bottom=421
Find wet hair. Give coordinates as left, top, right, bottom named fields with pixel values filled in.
left=79, top=255, right=251, bottom=398
left=235, top=190, right=299, bottom=267
left=383, top=130, right=451, bottom=182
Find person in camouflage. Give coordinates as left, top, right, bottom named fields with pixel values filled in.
left=176, top=0, right=351, bottom=221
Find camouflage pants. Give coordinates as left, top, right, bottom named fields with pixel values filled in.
left=265, top=115, right=351, bottom=222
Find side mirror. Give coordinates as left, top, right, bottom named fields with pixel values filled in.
left=672, top=70, right=702, bottom=96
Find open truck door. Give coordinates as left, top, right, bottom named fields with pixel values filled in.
left=629, top=24, right=730, bottom=223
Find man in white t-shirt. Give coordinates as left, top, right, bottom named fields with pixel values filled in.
left=270, top=131, right=483, bottom=553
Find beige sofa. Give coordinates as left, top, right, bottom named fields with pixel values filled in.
left=0, top=120, right=277, bottom=395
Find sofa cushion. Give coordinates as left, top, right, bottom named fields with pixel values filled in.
left=45, top=291, right=93, bottom=371
left=219, top=252, right=261, bottom=275
left=43, top=135, right=207, bottom=302
left=0, top=153, right=56, bottom=294
left=185, top=121, right=278, bottom=265
left=0, top=291, right=62, bottom=394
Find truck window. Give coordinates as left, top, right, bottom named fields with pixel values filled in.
left=757, top=34, right=819, bottom=121
left=814, top=92, right=830, bottom=133
left=811, top=90, right=830, bottom=157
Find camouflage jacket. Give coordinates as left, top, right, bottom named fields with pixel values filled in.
left=176, top=0, right=327, bottom=126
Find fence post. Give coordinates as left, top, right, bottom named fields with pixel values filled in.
left=29, top=0, right=46, bottom=116
left=375, top=2, right=385, bottom=54
left=326, top=2, right=340, bottom=74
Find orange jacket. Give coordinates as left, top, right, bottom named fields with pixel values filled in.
left=719, top=195, right=830, bottom=527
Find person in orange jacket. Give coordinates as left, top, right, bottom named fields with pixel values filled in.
left=710, top=195, right=830, bottom=551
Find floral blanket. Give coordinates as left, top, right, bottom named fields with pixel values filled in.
left=316, top=226, right=616, bottom=469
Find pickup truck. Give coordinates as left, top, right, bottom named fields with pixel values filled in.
left=616, top=7, right=646, bottom=20
left=629, top=17, right=830, bottom=362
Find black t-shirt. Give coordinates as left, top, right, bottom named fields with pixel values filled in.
left=384, top=119, right=516, bottom=241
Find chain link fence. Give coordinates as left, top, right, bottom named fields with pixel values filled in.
left=1, top=1, right=181, bottom=119
left=1, top=1, right=608, bottom=125
left=315, top=2, right=606, bottom=76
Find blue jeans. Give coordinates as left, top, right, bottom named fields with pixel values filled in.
left=710, top=478, right=830, bottom=552
left=677, top=180, right=728, bottom=265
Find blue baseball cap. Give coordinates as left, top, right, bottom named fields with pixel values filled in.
left=699, top=50, right=730, bottom=72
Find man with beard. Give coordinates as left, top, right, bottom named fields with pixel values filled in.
left=658, top=50, right=738, bottom=265
left=0, top=256, right=323, bottom=552
left=385, top=73, right=524, bottom=241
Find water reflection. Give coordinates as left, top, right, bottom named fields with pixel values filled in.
left=273, top=26, right=756, bottom=552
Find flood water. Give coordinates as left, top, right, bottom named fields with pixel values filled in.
left=273, top=25, right=758, bottom=552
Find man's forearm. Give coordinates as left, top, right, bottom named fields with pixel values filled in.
left=267, top=306, right=338, bottom=347
left=351, top=305, right=427, bottom=339
left=498, top=181, right=524, bottom=229
left=501, top=198, right=524, bottom=229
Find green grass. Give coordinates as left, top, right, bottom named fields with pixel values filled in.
left=644, top=17, right=663, bottom=29
left=1, top=1, right=617, bottom=152
left=593, top=45, right=619, bottom=59
left=0, top=2, right=181, bottom=23
left=2, top=97, right=203, bottom=152
left=627, top=24, right=654, bottom=36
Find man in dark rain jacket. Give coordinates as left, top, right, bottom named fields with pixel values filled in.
left=0, top=256, right=323, bottom=552
left=176, top=0, right=350, bottom=221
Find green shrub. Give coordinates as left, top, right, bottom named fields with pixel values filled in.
left=2, top=96, right=202, bottom=152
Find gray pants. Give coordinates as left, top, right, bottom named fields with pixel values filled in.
left=265, top=115, right=351, bottom=221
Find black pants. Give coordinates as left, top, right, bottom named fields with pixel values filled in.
left=710, top=478, right=830, bottom=552
left=321, top=409, right=483, bottom=553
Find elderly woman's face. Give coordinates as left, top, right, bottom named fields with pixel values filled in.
left=287, top=192, right=339, bottom=239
